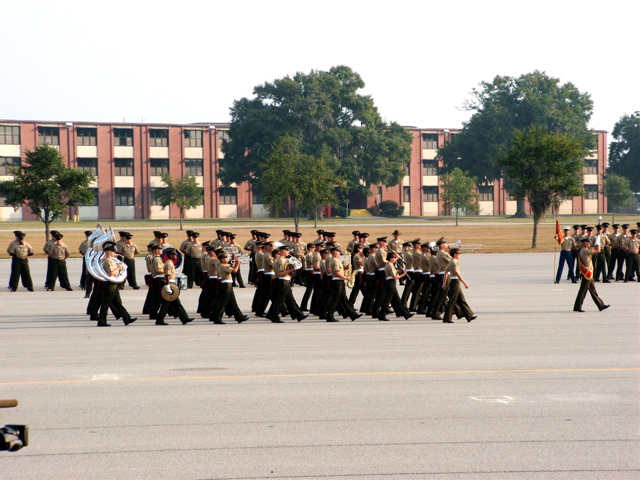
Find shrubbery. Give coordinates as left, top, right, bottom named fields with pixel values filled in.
left=377, top=200, right=404, bottom=217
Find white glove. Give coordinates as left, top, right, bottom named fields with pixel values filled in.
left=164, top=284, right=172, bottom=294
left=594, top=235, right=601, bottom=246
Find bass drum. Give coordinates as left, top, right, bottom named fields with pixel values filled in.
left=162, top=248, right=183, bottom=269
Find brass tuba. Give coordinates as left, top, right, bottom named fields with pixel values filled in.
left=85, top=224, right=128, bottom=283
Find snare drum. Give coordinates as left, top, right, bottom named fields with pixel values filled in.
left=176, top=274, right=188, bottom=290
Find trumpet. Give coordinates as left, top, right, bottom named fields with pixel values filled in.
left=448, top=239, right=483, bottom=252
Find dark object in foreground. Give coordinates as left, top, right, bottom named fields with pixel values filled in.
left=0, top=399, right=29, bottom=452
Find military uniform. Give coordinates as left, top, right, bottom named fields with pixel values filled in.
left=156, top=255, right=193, bottom=325
left=78, top=233, right=92, bottom=290
left=378, top=258, right=412, bottom=321
left=324, top=250, right=360, bottom=322
left=622, top=232, right=640, bottom=282
left=7, top=234, right=34, bottom=291
left=45, top=237, right=72, bottom=291
left=117, top=238, right=140, bottom=289
left=573, top=241, right=608, bottom=312
left=210, top=255, right=247, bottom=324
left=266, top=252, right=305, bottom=323
left=442, top=256, right=475, bottom=323
left=97, top=254, right=136, bottom=327
left=555, top=231, right=577, bottom=283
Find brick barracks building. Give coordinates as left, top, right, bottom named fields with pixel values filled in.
left=0, top=120, right=608, bottom=221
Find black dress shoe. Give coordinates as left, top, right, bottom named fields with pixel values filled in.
left=237, top=316, right=249, bottom=323
left=97, top=323, right=111, bottom=327
left=405, top=313, right=414, bottom=320
left=443, top=319, right=454, bottom=323
left=65, top=287, right=73, bottom=291
left=326, top=318, right=339, bottom=322
left=124, top=317, right=137, bottom=326
left=297, top=314, right=308, bottom=322
left=9, top=288, right=16, bottom=292
left=433, top=316, right=443, bottom=321
left=378, top=318, right=388, bottom=321
left=27, top=288, right=34, bottom=292
left=271, top=319, right=284, bottom=323
left=213, top=320, right=226, bottom=324
left=132, top=286, right=140, bottom=290
left=574, top=309, right=585, bottom=313
left=467, top=315, right=477, bottom=322
left=600, top=305, right=610, bottom=311
left=351, top=314, right=363, bottom=321
left=182, top=318, right=195, bottom=324
left=155, top=321, right=169, bottom=325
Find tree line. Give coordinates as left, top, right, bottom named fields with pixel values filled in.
left=0, top=67, right=637, bottom=247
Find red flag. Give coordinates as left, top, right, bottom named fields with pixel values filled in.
left=555, top=219, right=563, bottom=245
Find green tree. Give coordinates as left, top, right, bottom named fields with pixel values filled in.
left=502, top=127, right=585, bottom=248
left=153, top=173, right=203, bottom=230
left=608, top=111, right=640, bottom=192
left=0, top=144, right=94, bottom=241
left=440, top=168, right=479, bottom=226
left=601, top=173, right=634, bottom=223
left=220, top=65, right=413, bottom=199
left=439, top=71, right=594, bottom=216
left=260, top=136, right=337, bottom=231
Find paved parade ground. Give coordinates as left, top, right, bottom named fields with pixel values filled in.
left=1, top=254, right=639, bottom=479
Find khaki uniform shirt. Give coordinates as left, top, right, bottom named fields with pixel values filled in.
left=8, top=240, right=33, bottom=260
left=263, top=254, right=275, bottom=274
left=428, top=255, right=439, bottom=275
left=384, top=262, right=398, bottom=279
left=346, top=239, right=358, bottom=253
left=50, top=243, right=70, bottom=260
left=627, top=237, right=640, bottom=254
left=219, top=263, right=233, bottom=282
left=186, top=242, right=204, bottom=259
left=331, top=258, right=345, bottom=279
left=402, top=250, right=413, bottom=270
left=374, top=246, right=388, bottom=270
left=255, top=250, right=265, bottom=270
left=44, top=239, right=56, bottom=255
left=436, top=250, right=452, bottom=273
left=244, top=238, right=256, bottom=254
left=179, top=239, right=192, bottom=254
left=579, top=247, right=595, bottom=268
left=560, top=236, right=575, bottom=251
left=445, top=258, right=461, bottom=278
left=353, top=253, right=365, bottom=271
left=412, top=250, right=423, bottom=271
left=364, top=255, right=377, bottom=274
left=145, top=254, right=154, bottom=273
left=608, top=233, right=621, bottom=248
left=206, top=256, right=220, bottom=277
left=163, top=259, right=176, bottom=280
left=291, top=242, right=306, bottom=259
left=388, top=239, right=403, bottom=253
left=103, top=257, right=117, bottom=277
left=151, top=256, right=164, bottom=276
left=420, top=252, right=431, bottom=272
left=118, top=242, right=140, bottom=260
left=79, top=239, right=91, bottom=255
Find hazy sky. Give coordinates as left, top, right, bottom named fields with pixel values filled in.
left=1, top=0, right=637, bottom=133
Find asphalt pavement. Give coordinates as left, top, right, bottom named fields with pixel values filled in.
left=1, top=254, right=638, bottom=479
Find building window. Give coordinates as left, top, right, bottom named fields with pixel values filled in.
left=76, top=127, right=97, bottom=146
left=403, top=186, right=411, bottom=203
left=77, top=158, right=98, bottom=176
left=403, top=162, right=410, bottom=176
left=478, top=185, right=494, bottom=201
left=0, top=157, right=21, bottom=175
left=584, top=159, right=598, bottom=175
left=185, top=158, right=203, bottom=176
left=376, top=186, right=383, bottom=204
left=114, top=158, right=134, bottom=176
left=115, top=188, right=134, bottom=206
left=252, top=185, right=263, bottom=204
left=150, top=129, right=168, bottom=147
left=584, top=184, right=598, bottom=200
left=422, top=133, right=438, bottom=150
left=422, top=160, right=437, bottom=176
left=150, top=158, right=169, bottom=176
left=184, top=129, right=203, bottom=148
left=38, top=126, right=59, bottom=145
left=79, top=188, right=99, bottom=207
left=114, top=128, right=133, bottom=146
left=219, top=187, right=237, bottom=205
left=423, top=186, right=438, bottom=202
left=0, top=125, right=20, bottom=145
left=150, top=188, right=166, bottom=206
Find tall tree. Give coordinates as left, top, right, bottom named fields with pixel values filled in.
left=608, top=111, right=640, bottom=192
left=439, top=168, right=479, bottom=226
left=601, top=173, right=634, bottom=223
left=153, top=173, right=203, bottom=230
left=260, top=136, right=337, bottom=231
left=0, top=144, right=94, bottom=241
left=439, top=71, right=594, bottom=216
left=220, top=65, right=413, bottom=199
left=502, top=127, right=585, bottom=248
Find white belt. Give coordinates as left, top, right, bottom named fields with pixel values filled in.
left=406, top=269, right=414, bottom=272
left=450, top=276, right=458, bottom=280
left=356, top=269, right=364, bottom=272
left=306, top=268, right=313, bottom=271
left=367, top=272, right=375, bottom=276
left=378, top=267, right=385, bottom=271
left=279, top=277, right=291, bottom=281
left=169, top=279, right=176, bottom=283
left=314, top=271, right=321, bottom=275
left=386, top=276, right=394, bottom=280
left=221, top=280, right=233, bottom=284
left=154, top=275, right=164, bottom=278
left=430, top=274, right=436, bottom=277
left=208, top=275, right=218, bottom=279
left=332, top=277, right=344, bottom=281
left=264, top=272, right=275, bottom=275
left=257, top=269, right=264, bottom=272
left=439, top=271, right=445, bottom=275
left=414, top=269, right=422, bottom=273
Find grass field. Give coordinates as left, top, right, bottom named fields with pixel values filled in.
left=1, top=214, right=638, bottom=258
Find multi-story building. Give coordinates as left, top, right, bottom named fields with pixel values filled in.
left=0, top=120, right=608, bottom=221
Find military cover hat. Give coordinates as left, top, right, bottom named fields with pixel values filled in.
left=411, top=238, right=421, bottom=244
left=376, top=236, right=387, bottom=242
left=84, top=230, right=93, bottom=236
left=402, top=242, right=412, bottom=247
left=630, top=229, right=638, bottom=234
left=358, top=232, right=369, bottom=238
left=392, top=229, right=401, bottom=235
left=612, top=224, right=620, bottom=228
left=621, top=224, right=630, bottom=229
left=103, top=241, right=116, bottom=251
left=186, top=230, right=194, bottom=236
left=580, top=237, right=591, bottom=243
left=352, top=230, right=360, bottom=236
left=435, top=237, right=446, bottom=245
left=153, top=231, right=162, bottom=237
left=601, top=222, right=610, bottom=227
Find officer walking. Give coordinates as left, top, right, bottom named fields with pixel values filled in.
left=7, top=231, right=34, bottom=291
